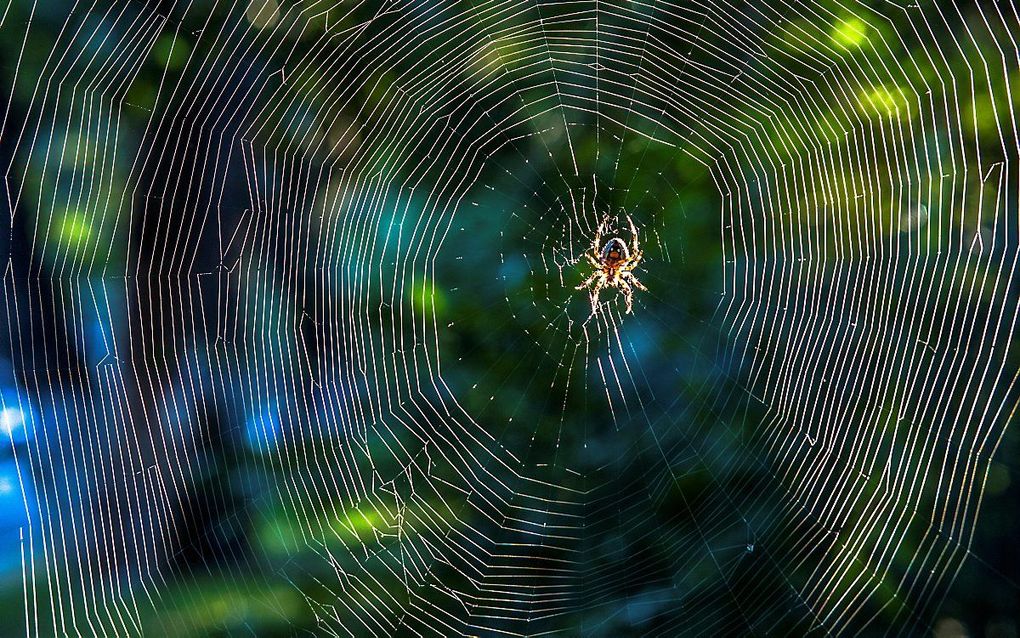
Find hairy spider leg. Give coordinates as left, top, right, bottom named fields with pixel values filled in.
left=623, top=270, right=648, bottom=292
left=575, top=269, right=602, bottom=291
left=619, top=278, right=635, bottom=314
left=592, top=217, right=608, bottom=254
left=587, top=274, right=607, bottom=312
left=620, top=217, right=643, bottom=271
left=628, top=215, right=641, bottom=255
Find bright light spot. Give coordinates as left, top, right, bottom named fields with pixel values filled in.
left=56, top=211, right=93, bottom=247
left=334, top=506, right=389, bottom=543
left=831, top=17, right=868, bottom=49
left=934, top=617, right=969, bottom=638
left=410, top=278, right=448, bottom=318
left=151, top=34, right=191, bottom=70
left=0, top=477, right=13, bottom=495
left=245, top=406, right=281, bottom=453
left=470, top=36, right=525, bottom=78
left=860, top=85, right=910, bottom=119
left=0, top=408, right=23, bottom=437
left=899, top=204, right=928, bottom=233
left=966, top=92, right=999, bottom=138
left=987, top=462, right=1011, bottom=496
left=246, top=0, right=280, bottom=29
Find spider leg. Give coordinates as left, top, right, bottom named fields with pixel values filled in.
left=586, top=253, right=601, bottom=269
left=592, top=216, right=608, bottom=253
left=575, top=270, right=601, bottom=290
left=625, top=250, right=642, bottom=270
left=619, top=278, right=634, bottom=314
left=628, top=215, right=641, bottom=255
left=624, top=271, right=648, bottom=292
left=589, top=276, right=606, bottom=312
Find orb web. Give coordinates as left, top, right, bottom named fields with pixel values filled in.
left=0, top=0, right=1017, bottom=636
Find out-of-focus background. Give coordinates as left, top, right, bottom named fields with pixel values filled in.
left=0, top=0, right=1017, bottom=636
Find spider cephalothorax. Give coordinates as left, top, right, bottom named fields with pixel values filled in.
left=576, top=216, right=647, bottom=314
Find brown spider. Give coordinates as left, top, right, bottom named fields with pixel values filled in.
left=575, top=215, right=647, bottom=314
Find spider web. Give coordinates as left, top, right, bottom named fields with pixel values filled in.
left=0, top=0, right=1017, bottom=635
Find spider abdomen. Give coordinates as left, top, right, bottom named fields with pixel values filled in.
left=601, top=238, right=629, bottom=266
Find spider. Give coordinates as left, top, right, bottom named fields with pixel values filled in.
left=575, top=215, right=647, bottom=314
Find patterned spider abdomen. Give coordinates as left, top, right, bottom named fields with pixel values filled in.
left=601, top=238, right=629, bottom=266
